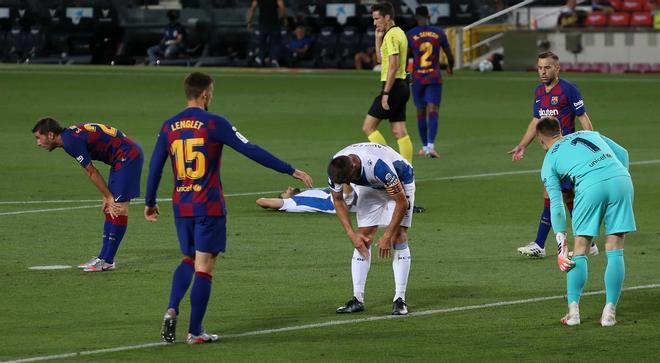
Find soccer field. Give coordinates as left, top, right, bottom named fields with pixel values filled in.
left=1, top=65, right=659, bottom=362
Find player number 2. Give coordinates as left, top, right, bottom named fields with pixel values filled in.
left=570, top=137, right=600, bottom=153
left=83, top=123, right=118, bottom=137
left=171, top=138, right=206, bottom=180
left=420, top=42, right=434, bottom=68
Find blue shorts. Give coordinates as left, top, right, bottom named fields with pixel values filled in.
left=174, top=216, right=227, bottom=256
left=572, top=176, right=636, bottom=236
left=108, top=156, right=143, bottom=203
left=411, top=82, right=442, bottom=109
left=560, top=177, right=574, bottom=192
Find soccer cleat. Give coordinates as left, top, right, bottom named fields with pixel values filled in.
left=427, top=149, right=440, bottom=158
left=78, top=257, right=100, bottom=269
left=392, top=297, right=408, bottom=315
left=161, top=311, right=177, bottom=343
left=412, top=205, right=426, bottom=213
left=517, top=242, right=546, bottom=258
left=560, top=302, right=580, bottom=326
left=83, top=259, right=115, bottom=272
left=336, top=296, right=365, bottom=313
left=569, top=242, right=599, bottom=257
left=186, top=332, right=220, bottom=345
left=600, top=303, right=617, bottom=327
left=418, top=148, right=426, bottom=156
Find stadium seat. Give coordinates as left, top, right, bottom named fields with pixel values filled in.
left=627, top=63, right=652, bottom=73
left=590, top=62, right=611, bottom=73
left=651, top=63, right=660, bottom=73
left=313, top=26, right=337, bottom=68
left=608, top=12, right=630, bottom=26
left=610, top=63, right=630, bottom=73
left=620, top=0, right=645, bottom=12
left=561, top=62, right=575, bottom=72
left=610, top=0, right=623, bottom=11
left=630, top=11, right=653, bottom=26
left=573, top=62, right=591, bottom=72
left=337, top=25, right=359, bottom=69
left=584, top=12, right=608, bottom=27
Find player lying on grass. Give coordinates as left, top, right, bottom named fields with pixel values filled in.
left=256, top=184, right=357, bottom=213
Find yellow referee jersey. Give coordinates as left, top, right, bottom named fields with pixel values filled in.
left=380, top=26, right=407, bottom=82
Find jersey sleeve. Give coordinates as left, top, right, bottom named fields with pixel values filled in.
left=599, top=134, right=629, bottom=169
left=384, top=32, right=401, bottom=56
left=532, top=89, right=541, bottom=119
left=62, top=134, right=92, bottom=168
left=327, top=177, right=343, bottom=193
left=211, top=117, right=295, bottom=175
left=541, top=157, right=567, bottom=233
left=144, top=130, right=169, bottom=207
left=374, top=159, right=402, bottom=195
left=567, top=83, right=586, bottom=116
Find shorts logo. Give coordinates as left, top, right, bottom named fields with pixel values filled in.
left=551, top=96, right=559, bottom=105
left=76, top=155, right=84, bottom=163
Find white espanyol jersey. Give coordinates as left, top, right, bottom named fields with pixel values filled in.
left=328, top=143, right=414, bottom=193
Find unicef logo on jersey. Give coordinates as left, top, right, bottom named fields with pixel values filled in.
left=538, top=109, right=559, bottom=117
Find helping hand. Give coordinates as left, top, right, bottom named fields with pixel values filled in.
left=507, top=145, right=525, bottom=162
left=292, top=169, right=314, bottom=188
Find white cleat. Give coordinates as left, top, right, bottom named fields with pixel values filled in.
left=517, top=242, right=546, bottom=258
left=83, top=259, right=115, bottom=272
left=78, top=257, right=100, bottom=269
left=600, top=303, right=617, bottom=327
left=569, top=242, right=599, bottom=257
left=187, top=331, right=220, bottom=344
left=560, top=302, right=580, bottom=326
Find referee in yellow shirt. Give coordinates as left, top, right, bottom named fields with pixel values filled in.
left=362, top=1, right=413, bottom=163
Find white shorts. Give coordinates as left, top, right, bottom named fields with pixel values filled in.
left=354, top=183, right=415, bottom=228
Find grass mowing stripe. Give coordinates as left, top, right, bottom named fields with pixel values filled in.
left=1, top=159, right=657, bottom=215
left=4, top=283, right=659, bottom=363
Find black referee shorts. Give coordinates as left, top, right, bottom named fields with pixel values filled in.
left=367, top=78, right=410, bottom=122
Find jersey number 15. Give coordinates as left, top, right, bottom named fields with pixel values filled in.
left=171, top=138, right=206, bottom=180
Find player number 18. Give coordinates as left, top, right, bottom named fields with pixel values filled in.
left=171, top=138, right=206, bottom=180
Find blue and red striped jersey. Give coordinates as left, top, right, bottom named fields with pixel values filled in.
left=145, top=107, right=295, bottom=218
left=61, top=123, right=142, bottom=171
left=533, top=79, right=586, bottom=136
left=406, top=25, right=450, bottom=85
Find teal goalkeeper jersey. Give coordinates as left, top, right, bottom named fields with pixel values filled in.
left=541, top=131, right=630, bottom=233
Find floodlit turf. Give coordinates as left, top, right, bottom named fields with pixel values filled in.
left=1, top=65, right=659, bottom=362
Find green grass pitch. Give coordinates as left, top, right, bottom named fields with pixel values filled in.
left=1, top=65, right=659, bottom=362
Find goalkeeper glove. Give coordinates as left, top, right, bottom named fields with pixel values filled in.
left=556, top=232, right=575, bottom=272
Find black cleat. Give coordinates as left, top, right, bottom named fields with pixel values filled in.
left=336, top=296, right=365, bottom=313
left=392, top=298, right=409, bottom=315
left=161, top=312, right=177, bottom=343
left=412, top=205, right=426, bottom=213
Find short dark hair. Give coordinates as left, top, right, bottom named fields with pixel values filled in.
left=536, top=117, right=562, bottom=137
left=327, top=156, right=354, bottom=185
left=538, top=51, right=559, bottom=62
left=184, top=72, right=214, bottom=100
left=32, top=117, right=64, bottom=135
left=415, top=5, right=429, bottom=18
left=372, top=1, right=395, bottom=18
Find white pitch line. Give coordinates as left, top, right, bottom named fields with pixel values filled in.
left=3, top=283, right=659, bottom=363
left=1, top=160, right=658, bottom=215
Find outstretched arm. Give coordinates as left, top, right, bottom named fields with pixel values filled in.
left=256, top=197, right=285, bottom=210
left=508, top=117, right=540, bottom=161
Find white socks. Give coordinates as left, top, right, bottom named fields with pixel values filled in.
left=350, top=243, right=412, bottom=303
left=351, top=247, right=371, bottom=303
left=392, top=243, right=411, bottom=301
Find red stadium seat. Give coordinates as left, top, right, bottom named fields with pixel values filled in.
left=651, top=64, right=660, bottom=73
left=590, top=62, right=611, bottom=73
left=584, top=12, right=608, bottom=27
left=627, top=63, right=652, bottom=73
left=630, top=11, right=653, bottom=26
left=610, top=63, right=630, bottom=73
left=610, top=0, right=624, bottom=11
left=620, top=0, right=645, bottom=12
left=561, top=63, right=575, bottom=72
left=608, top=12, right=631, bottom=26
left=573, top=62, right=591, bottom=72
